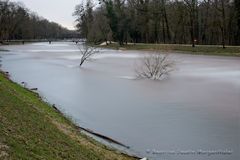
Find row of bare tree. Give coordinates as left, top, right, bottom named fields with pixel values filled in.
left=0, top=0, right=77, bottom=42
left=74, top=0, right=240, bottom=47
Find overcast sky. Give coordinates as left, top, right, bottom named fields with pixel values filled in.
left=11, top=0, right=82, bottom=30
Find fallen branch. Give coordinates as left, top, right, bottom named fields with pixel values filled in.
left=30, top=88, right=38, bottom=91
left=76, top=126, right=130, bottom=149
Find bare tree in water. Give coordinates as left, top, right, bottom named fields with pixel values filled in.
left=135, top=53, right=175, bottom=80
left=78, top=44, right=99, bottom=67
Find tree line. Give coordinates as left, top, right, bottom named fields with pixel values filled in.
left=0, top=0, right=78, bottom=43
left=74, top=0, right=240, bottom=47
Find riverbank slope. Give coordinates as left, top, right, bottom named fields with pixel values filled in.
left=0, top=71, right=136, bottom=160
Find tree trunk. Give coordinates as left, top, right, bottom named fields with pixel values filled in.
left=221, top=0, right=226, bottom=48
left=236, top=0, right=240, bottom=45
left=80, top=59, right=84, bottom=66
left=201, top=0, right=210, bottom=44
left=162, top=0, right=171, bottom=42
left=190, top=16, right=195, bottom=47
left=162, top=17, right=166, bottom=43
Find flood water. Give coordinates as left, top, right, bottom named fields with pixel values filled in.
left=0, top=42, right=240, bottom=160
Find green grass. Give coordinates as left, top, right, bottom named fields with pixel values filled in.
left=0, top=72, right=136, bottom=160
left=101, top=43, right=240, bottom=57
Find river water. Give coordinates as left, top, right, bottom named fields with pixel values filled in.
left=0, top=42, right=239, bottom=160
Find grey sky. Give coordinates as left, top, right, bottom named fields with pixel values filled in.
left=11, top=0, right=82, bottom=30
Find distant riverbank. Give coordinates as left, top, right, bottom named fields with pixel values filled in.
left=100, top=43, right=240, bottom=57
left=0, top=40, right=48, bottom=45
left=0, top=71, right=136, bottom=160
left=0, top=39, right=72, bottom=46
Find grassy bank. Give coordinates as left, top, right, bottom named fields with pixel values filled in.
left=0, top=71, right=136, bottom=160
left=101, top=43, right=240, bottom=57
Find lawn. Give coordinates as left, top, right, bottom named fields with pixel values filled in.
left=101, top=43, right=240, bottom=57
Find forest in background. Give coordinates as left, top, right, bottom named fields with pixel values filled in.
left=74, top=0, right=240, bottom=47
left=0, top=0, right=78, bottom=42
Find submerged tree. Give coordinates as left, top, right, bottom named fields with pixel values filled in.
left=78, top=44, right=99, bottom=67
left=135, top=53, right=175, bottom=80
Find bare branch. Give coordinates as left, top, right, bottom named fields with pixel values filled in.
left=77, top=43, right=100, bottom=67
left=135, top=53, right=175, bottom=80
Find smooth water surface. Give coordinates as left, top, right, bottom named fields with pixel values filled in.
left=1, top=42, right=240, bottom=160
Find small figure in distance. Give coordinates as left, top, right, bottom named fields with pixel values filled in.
left=22, top=41, right=25, bottom=45
left=49, top=40, right=51, bottom=44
